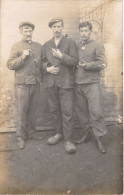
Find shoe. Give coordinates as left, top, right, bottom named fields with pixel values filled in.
left=47, top=134, right=63, bottom=145
left=95, top=136, right=106, bottom=154
left=18, top=137, right=25, bottom=149
left=75, top=130, right=91, bottom=144
left=64, top=141, right=76, bottom=154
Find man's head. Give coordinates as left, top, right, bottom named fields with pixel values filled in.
left=19, top=21, right=35, bottom=41
left=79, top=21, right=92, bottom=42
left=48, top=17, right=64, bottom=38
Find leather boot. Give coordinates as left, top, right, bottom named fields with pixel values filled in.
left=64, top=141, right=76, bottom=154
left=95, top=135, right=106, bottom=154
left=47, top=133, right=64, bottom=145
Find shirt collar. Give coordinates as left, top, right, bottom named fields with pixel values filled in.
left=79, top=38, right=92, bottom=45
left=52, top=35, right=64, bottom=42
left=51, top=35, right=64, bottom=48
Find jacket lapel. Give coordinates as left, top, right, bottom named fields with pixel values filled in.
left=56, top=36, right=64, bottom=48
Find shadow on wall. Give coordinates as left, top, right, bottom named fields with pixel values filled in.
left=36, top=82, right=54, bottom=131
left=100, top=79, right=119, bottom=123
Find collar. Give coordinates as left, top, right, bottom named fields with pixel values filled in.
left=51, top=35, right=64, bottom=48
left=79, top=38, right=92, bottom=45
left=22, top=39, right=32, bottom=44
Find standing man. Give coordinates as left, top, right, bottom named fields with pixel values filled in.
left=75, top=21, right=107, bottom=154
left=7, top=21, right=42, bottom=149
left=42, top=17, right=78, bottom=154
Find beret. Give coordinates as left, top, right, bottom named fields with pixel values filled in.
left=48, top=17, right=63, bottom=28
left=19, top=21, right=35, bottom=30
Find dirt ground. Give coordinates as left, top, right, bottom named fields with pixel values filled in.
left=0, top=124, right=123, bottom=194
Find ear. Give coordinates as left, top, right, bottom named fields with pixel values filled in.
left=19, top=27, right=23, bottom=34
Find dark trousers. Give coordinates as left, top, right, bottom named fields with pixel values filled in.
left=15, top=84, right=38, bottom=139
left=46, top=83, right=74, bottom=141
left=75, top=83, right=107, bottom=137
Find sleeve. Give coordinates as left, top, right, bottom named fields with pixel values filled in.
left=6, top=44, right=25, bottom=70
left=61, top=39, right=79, bottom=67
left=84, top=43, right=108, bottom=71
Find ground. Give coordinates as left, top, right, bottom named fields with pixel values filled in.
left=0, top=124, right=123, bottom=194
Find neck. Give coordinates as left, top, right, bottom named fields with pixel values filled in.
left=23, top=39, right=32, bottom=43
left=82, top=38, right=90, bottom=43
left=54, top=35, right=62, bottom=40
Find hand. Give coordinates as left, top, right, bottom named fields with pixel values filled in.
left=47, top=66, right=59, bottom=74
left=22, top=49, right=32, bottom=59
left=34, top=59, right=38, bottom=64
left=52, top=48, right=63, bottom=59
left=79, top=60, right=86, bottom=67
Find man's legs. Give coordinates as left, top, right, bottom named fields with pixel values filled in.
left=46, top=83, right=63, bottom=144
left=26, top=84, right=41, bottom=139
left=59, top=88, right=74, bottom=141
left=75, top=84, right=91, bottom=143
left=15, top=85, right=29, bottom=148
left=85, top=83, right=107, bottom=153
left=59, top=88, right=76, bottom=154
left=85, top=83, right=107, bottom=136
left=15, top=84, right=39, bottom=148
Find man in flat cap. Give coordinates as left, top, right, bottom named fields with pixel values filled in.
left=7, top=21, right=42, bottom=149
left=42, top=17, right=78, bottom=154
left=75, top=21, right=107, bottom=154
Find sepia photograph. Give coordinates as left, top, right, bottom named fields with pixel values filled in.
left=0, top=0, right=123, bottom=194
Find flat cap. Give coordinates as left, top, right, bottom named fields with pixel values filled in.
left=48, top=17, right=63, bottom=28
left=19, top=21, right=35, bottom=30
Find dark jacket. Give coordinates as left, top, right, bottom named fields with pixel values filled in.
left=7, top=40, right=42, bottom=84
left=42, top=36, right=78, bottom=89
left=75, top=39, right=107, bottom=84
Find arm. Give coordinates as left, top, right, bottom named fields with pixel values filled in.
left=61, top=39, right=79, bottom=67
left=52, top=39, right=79, bottom=67
left=40, top=44, right=47, bottom=72
left=7, top=44, right=25, bottom=70
left=41, top=44, right=59, bottom=74
left=82, top=44, right=107, bottom=71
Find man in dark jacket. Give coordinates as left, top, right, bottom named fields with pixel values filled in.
left=7, top=21, right=42, bottom=149
left=42, top=17, right=78, bottom=154
left=75, top=21, right=107, bottom=154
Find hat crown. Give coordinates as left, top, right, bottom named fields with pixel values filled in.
left=51, top=16, right=63, bottom=21
left=48, top=17, right=63, bottom=28
left=19, top=21, right=35, bottom=30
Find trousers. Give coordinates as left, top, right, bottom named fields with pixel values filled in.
left=75, top=83, right=107, bottom=136
left=46, top=83, right=74, bottom=141
left=15, top=84, right=38, bottom=139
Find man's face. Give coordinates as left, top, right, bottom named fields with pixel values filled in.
left=20, top=26, right=33, bottom=41
left=79, top=26, right=92, bottom=42
left=51, top=22, right=63, bottom=38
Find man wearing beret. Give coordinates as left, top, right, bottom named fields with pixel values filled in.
left=42, top=17, right=78, bottom=154
left=75, top=21, right=107, bottom=154
left=7, top=21, right=42, bottom=149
